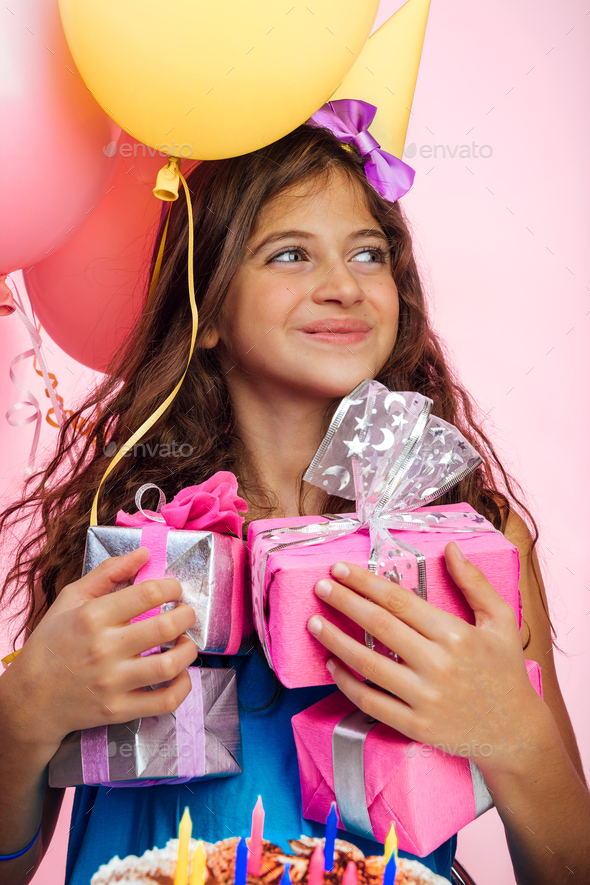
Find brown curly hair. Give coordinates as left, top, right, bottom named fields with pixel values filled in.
left=0, top=123, right=549, bottom=649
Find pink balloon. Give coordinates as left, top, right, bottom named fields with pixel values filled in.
left=24, top=146, right=189, bottom=372
left=0, top=0, right=121, bottom=274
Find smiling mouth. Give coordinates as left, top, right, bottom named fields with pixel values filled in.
left=298, top=319, right=371, bottom=345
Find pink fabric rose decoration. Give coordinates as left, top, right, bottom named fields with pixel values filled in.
left=116, top=471, right=247, bottom=537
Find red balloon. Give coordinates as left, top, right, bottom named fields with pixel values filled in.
left=24, top=145, right=188, bottom=373
left=0, top=0, right=120, bottom=274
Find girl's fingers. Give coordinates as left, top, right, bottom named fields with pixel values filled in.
left=307, top=613, right=419, bottom=704
left=327, top=656, right=418, bottom=739
left=95, top=576, right=187, bottom=627
left=122, top=603, right=197, bottom=657
left=58, top=547, right=150, bottom=609
left=119, top=669, right=194, bottom=722
left=121, top=633, right=198, bottom=694
left=314, top=573, right=430, bottom=668
left=443, top=542, right=518, bottom=632
left=327, top=561, right=454, bottom=642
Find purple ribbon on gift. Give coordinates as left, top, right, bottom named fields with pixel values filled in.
left=306, top=99, right=415, bottom=203
left=80, top=668, right=206, bottom=786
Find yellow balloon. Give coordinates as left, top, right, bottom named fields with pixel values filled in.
left=58, top=0, right=380, bottom=160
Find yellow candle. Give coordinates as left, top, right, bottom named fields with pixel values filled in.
left=384, top=822, right=398, bottom=865
left=189, top=840, right=207, bottom=885
left=174, top=807, right=193, bottom=885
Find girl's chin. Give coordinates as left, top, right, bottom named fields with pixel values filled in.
left=293, top=369, right=376, bottom=400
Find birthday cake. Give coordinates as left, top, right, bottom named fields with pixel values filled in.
left=90, top=835, right=451, bottom=885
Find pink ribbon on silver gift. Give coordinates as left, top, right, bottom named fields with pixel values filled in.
left=115, top=476, right=247, bottom=654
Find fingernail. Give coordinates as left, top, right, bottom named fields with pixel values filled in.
left=331, top=562, right=350, bottom=579
left=308, top=617, right=323, bottom=637
left=315, top=579, right=332, bottom=599
left=326, top=659, right=336, bottom=675
left=454, top=543, right=467, bottom=562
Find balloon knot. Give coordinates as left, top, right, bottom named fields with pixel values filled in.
left=152, top=156, right=181, bottom=202
left=0, top=274, right=15, bottom=316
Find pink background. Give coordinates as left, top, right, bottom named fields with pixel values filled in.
left=1, top=1, right=588, bottom=883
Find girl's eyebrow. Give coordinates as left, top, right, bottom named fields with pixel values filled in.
left=248, top=227, right=389, bottom=257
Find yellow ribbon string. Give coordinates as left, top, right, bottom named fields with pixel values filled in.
left=146, top=207, right=172, bottom=305
left=1, top=649, right=21, bottom=667
left=90, top=168, right=196, bottom=527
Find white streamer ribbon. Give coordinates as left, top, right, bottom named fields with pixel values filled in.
left=3, top=276, right=68, bottom=475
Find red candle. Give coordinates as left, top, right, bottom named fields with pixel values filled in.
left=308, top=843, right=324, bottom=885
left=342, top=861, right=358, bottom=885
left=248, top=795, right=265, bottom=876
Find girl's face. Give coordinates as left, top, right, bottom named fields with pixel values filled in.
left=213, top=170, right=400, bottom=404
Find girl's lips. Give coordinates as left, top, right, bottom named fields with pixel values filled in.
left=297, top=319, right=372, bottom=346
left=299, top=330, right=371, bottom=345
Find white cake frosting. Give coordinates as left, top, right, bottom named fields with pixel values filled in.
left=90, top=836, right=451, bottom=885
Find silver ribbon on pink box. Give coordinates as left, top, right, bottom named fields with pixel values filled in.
left=48, top=667, right=242, bottom=788
left=251, top=379, right=511, bottom=841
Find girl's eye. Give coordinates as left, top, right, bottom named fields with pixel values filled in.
left=269, top=245, right=388, bottom=264
left=353, top=246, right=388, bottom=263
left=269, top=247, right=306, bottom=263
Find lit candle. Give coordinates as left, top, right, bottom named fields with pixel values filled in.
left=174, top=807, right=192, bottom=885
left=189, top=840, right=207, bottom=885
left=382, top=822, right=398, bottom=885
left=384, top=822, right=398, bottom=865
left=234, top=837, right=248, bottom=885
left=248, top=795, right=265, bottom=876
left=342, top=861, right=358, bottom=885
left=308, top=842, right=324, bottom=885
left=279, top=863, right=291, bottom=885
left=323, top=802, right=337, bottom=872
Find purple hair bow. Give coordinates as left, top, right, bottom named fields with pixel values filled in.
left=306, top=98, right=415, bottom=203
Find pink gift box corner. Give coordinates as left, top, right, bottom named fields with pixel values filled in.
left=292, top=660, right=543, bottom=856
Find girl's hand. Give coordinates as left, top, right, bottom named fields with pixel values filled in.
left=3, top=547, right=197, bottom=753
left=307, top=541, right=549, bottom=776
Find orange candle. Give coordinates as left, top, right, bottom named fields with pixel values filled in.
left=248, top=795, right=265, bottom=876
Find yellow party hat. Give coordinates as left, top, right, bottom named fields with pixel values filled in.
left=329, top=0, right=431, bottom=159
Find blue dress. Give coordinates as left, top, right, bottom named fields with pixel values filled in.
left=65, top=651, right=456, bottom=883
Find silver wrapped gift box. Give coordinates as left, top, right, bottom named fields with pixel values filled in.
left=84, top=524, right=253, bottom=655
left=48, top=667, right=242, bottom=788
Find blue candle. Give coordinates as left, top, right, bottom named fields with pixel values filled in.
left=323, top=802, right=337, bottom=872
left=383, top=853, right=397, bottom=885
left=280, top=863, right=291, bottom=885
left=234, top=837, right=248, bottom=885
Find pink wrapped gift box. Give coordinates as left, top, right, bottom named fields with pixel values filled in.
left=248, top=503, right=520, bottom=688
left=248, top=380, right=523, bottom=689
left=292, top=661, right=543, bottom=856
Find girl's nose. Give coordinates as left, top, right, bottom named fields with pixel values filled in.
left=310, top=260, right=366, bottom=309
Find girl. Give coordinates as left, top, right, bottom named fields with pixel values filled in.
left=0, top=124, right=589, bottom=885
